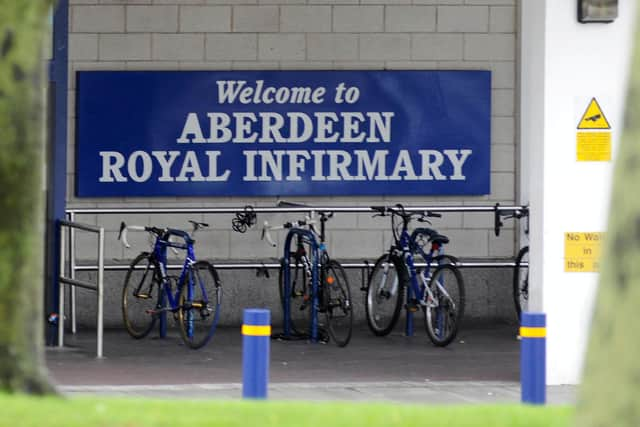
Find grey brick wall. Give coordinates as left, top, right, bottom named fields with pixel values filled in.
left=66, top=0, right=519, bottom=326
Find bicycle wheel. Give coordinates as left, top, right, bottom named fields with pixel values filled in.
left=365, top=253, right=406, bottom=336
left=513, top=246, right=529, bottom=322
left=122, top=252, right=161, bottom=339
left=278, top=250, right=312, bottom=336
left=178, top=261, right=222, bottom=349
left=424, top=264, right=465, bottom=347
left=322, top=260, right=353, bottom=347
left=416, top=254, right=458, bottom=283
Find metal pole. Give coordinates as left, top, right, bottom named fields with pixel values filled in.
left=49, top=0, right=69, bottom=352
left=66, top=204, right=528, bottom=216
left=70, top=211, right=77, bottom=334
left=58, top=223, right=65, bottom=348
left=97, top=228, right=104, bottom=358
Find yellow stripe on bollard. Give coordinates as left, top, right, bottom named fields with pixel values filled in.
left=520, top=326, right=546, bottom=338
left=242, top=324, right=272, bottom=336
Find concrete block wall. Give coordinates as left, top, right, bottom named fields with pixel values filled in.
left=66, top=0, right=520, bottom=327
left=71, top=266, right=516, bottom=329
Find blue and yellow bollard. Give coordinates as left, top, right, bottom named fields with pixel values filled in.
left=242, top=309, right=271, bottom=399
left=520, top=312, right=546, bottom=404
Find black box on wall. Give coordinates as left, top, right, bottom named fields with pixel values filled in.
left=578, top=0, right=618, bottom=23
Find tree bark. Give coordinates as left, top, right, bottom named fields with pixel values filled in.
left=0, top=0, right=55, bottom=394
left=576, top=11, right=640, bottom=427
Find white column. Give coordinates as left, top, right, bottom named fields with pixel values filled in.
left=520, top=0, right=636, bottom=385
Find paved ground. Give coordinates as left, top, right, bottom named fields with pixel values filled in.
left=46, top=323, right=577, bottom=404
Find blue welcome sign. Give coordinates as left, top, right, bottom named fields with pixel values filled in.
left=76, top=70, right=490, bottom=197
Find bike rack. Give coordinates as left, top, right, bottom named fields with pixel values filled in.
left=61, top=204, right=528, bottom=337
left=279, top=228, right=321, bottom=342
left=58, top=219, right=104, bottom=358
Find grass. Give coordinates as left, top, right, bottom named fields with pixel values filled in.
left=0, top=394, right=573, bottom=427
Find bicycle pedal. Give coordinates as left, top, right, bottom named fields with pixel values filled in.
left=317, top=328, right=330, bottom=344
left=404, top=302, right=419, bottom=312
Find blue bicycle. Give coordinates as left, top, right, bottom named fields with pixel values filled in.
left=263, top=210, right=353, bottom=347
left=366, top=205, right=465, bottom=346
left=118, top=221, right=222, bottom=349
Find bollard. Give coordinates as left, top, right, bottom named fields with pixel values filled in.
left=520, top=312, right=546, bottom=404
left=242, top=309, right=271, bottom=399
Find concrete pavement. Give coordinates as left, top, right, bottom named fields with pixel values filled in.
left=46, top=324, right=576, bottom=404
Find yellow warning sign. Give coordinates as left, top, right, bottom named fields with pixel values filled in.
left=577, top=98, right=611, bottom=129
left=565, top=232, right=604, bottom=272
left=577, top=132, right=611, bottom=161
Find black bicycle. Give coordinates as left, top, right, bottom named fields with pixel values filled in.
left=513, top=246, right=529, bottom=321
left=495, top=205, right=530, bottom=321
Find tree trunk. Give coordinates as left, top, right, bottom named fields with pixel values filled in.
left=0, top=0, right=55, bottom=394
left=575, top=11, right=640, bottom=427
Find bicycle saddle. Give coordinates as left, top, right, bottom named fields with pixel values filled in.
left=413, top=227, right=449, bottom=246
left=429, top=233, right=449, bottom=245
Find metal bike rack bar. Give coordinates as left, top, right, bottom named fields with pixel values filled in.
left=58, top=219, right=104, bottom=358
left=67, top=205, right=527, bottom=215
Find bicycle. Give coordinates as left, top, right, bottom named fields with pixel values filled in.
left=366, top=204, right=465, bottom=347
left=494, top=205, right=529, bottom=322
left=263, top=210, right=353, bottom=347
left=118, top=221, right=222, bottom=349
left=513, top=245, right=529, bottom=321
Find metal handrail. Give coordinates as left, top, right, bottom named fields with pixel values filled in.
left=66, top=205, right=527, bottom=215
left=59, top=219, right=104, bottom=358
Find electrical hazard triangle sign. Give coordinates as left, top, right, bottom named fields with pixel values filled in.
left=577, top=98, right=611, bottom=129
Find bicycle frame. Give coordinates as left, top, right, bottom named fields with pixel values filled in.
left=392, top=216, right=449, bottom=336
left=150, top=231, right=199, bottom=338
left=120, top=219, right=222, bottom=349
left=397, top=229, right=423, bottom=335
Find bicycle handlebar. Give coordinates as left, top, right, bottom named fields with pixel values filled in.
left=276, top=200, right=308, bottom=208
left=118, top=222, right=146, bottom=248
left=370, top=205, right=442, bottom=219
left=277, top=201, right=334, bottom=221
left=188, top=220, right=209, bottom=232
left=261, top=221, right=277, bottom=247
left=261, top=218, right=317, bottom=247
left=494, top=204, right=529, bottom=236
left=118, top=221, right=206, bottom=251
